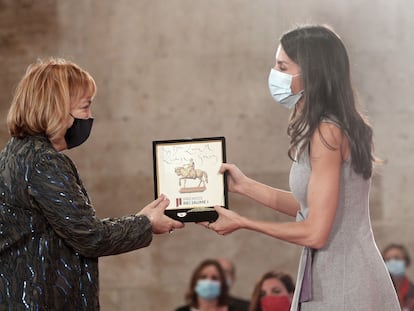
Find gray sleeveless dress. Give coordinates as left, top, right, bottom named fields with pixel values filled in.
left=289, top=126, right=400, bottom=311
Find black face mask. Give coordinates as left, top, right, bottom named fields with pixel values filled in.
left=64, top=116, right=94, bottom=149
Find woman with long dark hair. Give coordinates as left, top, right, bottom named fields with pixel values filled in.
left=202, top=25, right=400, bottom=310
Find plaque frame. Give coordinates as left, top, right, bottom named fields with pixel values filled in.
left=152, top=137, right=228, bottom=222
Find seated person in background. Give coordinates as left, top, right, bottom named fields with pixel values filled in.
left=383, top=243, right=414, bottom=311
left=217, top=258, right=250, bottom=311
left=175, top=259, right=236, bottom=311
left=249, top=271, right=295, bottom=311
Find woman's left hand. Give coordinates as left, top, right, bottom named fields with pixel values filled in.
left=199, top=206, right=246, bottom=235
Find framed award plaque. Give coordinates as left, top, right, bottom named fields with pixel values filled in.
left=152, top=137, right=228, bottom=222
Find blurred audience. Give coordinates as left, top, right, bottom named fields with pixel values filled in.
left=249, top=271, right=294, bottom=311
left=175, top=259, right=235, bottom=311
left=383, top=244, right=414, bottom=311
left=217, top=258, right=250, bottom=311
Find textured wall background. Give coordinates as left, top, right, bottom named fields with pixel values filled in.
left=1, top=0, right=413, bottom=310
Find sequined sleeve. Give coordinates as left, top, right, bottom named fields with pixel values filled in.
left=27, top=150, right=153, bottom=257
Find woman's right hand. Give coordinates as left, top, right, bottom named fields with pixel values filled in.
left=219, top=163, right=248, bottom=194
left=199, top=206, right=247, bottom=235
left=137, top=195, right=185, bottom=234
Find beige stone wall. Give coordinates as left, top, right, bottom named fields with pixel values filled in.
left=1, top=1, right=413, bottom=310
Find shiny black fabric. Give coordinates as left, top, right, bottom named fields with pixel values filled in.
left=0, top=135, right=153, bottom=310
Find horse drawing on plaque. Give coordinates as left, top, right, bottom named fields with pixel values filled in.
left=174, top=166, right=208, bottom=189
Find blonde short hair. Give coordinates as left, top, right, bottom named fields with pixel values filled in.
left=7, top=58, right=96, bottom=141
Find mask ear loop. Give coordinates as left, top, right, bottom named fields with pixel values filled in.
left=291, top=72, right=304, bottom=95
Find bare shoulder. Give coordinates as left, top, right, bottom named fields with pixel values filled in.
left=319, top=121, right=344, bottom=145
left=310, top=121, right=349, bottom=161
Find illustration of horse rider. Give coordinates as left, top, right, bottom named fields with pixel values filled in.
left=184, top=158, right=196, bottom=178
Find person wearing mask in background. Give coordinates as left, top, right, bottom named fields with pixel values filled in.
left=0, top=58, right=184, bottom=310
left=217, top=258, right=250, bottom=311
left=383, top=244, right=414, bottom=311
left=175, top=259, right=236, bottom=311
left=201, top=25, right=400, bottom=310
left=249, top=271, right=294, bottom=311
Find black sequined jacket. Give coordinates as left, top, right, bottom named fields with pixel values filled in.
left=0, top=135, right=153, bottom=310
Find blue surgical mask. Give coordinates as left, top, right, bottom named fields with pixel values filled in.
left=385, top=259, right=406, bottom=277
left=268, top=68, right=304, bottom=109
left=195, top=279, right=221, bottom=300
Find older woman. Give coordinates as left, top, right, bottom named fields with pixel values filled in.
left=0, top=58, right=183, bottom=310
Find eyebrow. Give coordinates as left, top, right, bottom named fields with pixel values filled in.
left=277, top=60, right=289, bottom=66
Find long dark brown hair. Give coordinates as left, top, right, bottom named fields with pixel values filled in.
left=249, top=271, right=295, bottom=311
left=184, top=259, right=229, bottom=308
left=281, top=25, right=375, bottom=179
